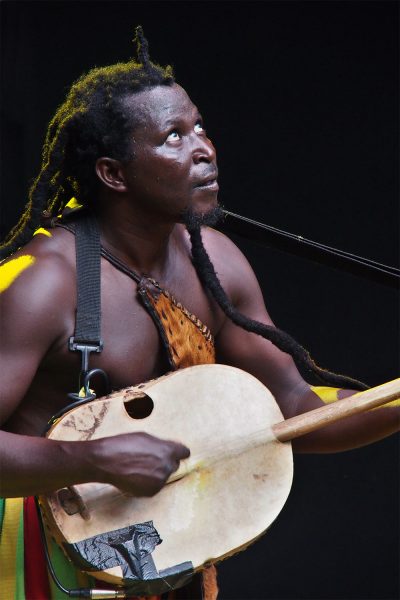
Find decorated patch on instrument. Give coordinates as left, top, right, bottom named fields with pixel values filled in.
left=64, top=521, right=194, bottom=592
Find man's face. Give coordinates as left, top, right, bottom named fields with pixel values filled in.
left=120, top=84, right=219, bottom=221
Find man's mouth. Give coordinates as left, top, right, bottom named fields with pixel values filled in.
left=194, top=172, right=219, bottom=190
left=197, top=179, right=218, bottom=190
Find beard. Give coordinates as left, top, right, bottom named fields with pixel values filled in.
left=181, top=204, right=225, bottom=231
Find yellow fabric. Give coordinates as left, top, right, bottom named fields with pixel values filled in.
left=372, top=397, right=400, bottom=409
left=0, top=255, right=36, bottom=293
left=33, top=227, right=52, bottom=237
left=78, top=386, right=94, bottom=398
left=65, top=197, right=83, bottom=210
left=311, top=385, right=400, bottom=409
left=310, top=386, right=340, bottom=404
left=0, top=498, right=24, bottom=599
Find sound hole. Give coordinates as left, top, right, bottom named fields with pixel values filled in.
left=124, top=394, right=154, bottom=419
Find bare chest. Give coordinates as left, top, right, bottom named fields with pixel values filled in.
left=14, top=260, right=221, bottom=433
left=7, top=230, right=223, bottom=434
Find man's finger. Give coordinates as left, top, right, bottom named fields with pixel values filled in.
left=173, top=442, right=190, bottom=460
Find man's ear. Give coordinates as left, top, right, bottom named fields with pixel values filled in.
left=95, top=157, right=128, bottom=192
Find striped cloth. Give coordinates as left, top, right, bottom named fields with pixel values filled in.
left=0, top=497, right=96, bottom=599
left=0, top=497, right=164, bottom=600
left=0, top=498, right=25, bottom=599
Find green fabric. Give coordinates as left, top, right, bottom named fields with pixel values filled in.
left=48, top=537, right=95, bottom=599
left=15, top=508, right=25, bottom=600
left=0, top=497, right=95, bottom=600
left=0, top=498, right=5, bottom=533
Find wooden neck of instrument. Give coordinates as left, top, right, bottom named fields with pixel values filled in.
left=272, top=378, right=400, bottom=443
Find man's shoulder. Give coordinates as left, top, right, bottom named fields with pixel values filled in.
left=201, top=226, right=243, bottom=255
left=204, top=225, right=256, bottom=270
left=187, top=225, right=261, bottom=304
left=182, top=224, right=247, bottom=264
left=0, top=226, right=75, bottom=309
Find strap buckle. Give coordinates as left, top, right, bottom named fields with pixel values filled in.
left=68, top=336, right=103, bottom=369
left=68, top=336, right=104, bottom=399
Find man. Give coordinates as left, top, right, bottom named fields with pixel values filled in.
left=0, top=29, right=398, bottom=600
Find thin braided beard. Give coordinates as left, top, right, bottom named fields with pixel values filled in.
left=182, top=207, right=367, bottom=391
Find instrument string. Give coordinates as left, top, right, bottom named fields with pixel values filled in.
left=222, top=211, right=400, bottom=279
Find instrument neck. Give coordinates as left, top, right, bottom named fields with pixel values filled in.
left=272, top=379, right=400, bottom=443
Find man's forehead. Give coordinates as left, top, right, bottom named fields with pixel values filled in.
left=122, top=84, right=198, bottom=125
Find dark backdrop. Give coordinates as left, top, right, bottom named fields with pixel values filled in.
left=1, top=2, right=399, bottom=599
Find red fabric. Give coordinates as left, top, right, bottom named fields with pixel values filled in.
left=24, top=497, right=51, bottom=600
left=22, top=496, right=167, bottom=600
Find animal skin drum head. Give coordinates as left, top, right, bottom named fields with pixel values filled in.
left=41, top=365, right=293, bottom=590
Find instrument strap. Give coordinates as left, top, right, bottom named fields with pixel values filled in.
left=71, top=215, right=102, bottom=347
left=59, top=216, right=106, bottom=400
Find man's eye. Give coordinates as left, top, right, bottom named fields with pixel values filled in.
left=194, top=122, right=205, bottom=134
left=166, top=130, right=181, bottom=142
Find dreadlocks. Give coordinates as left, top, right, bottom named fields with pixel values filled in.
left=0, top=26, right=174, bottom=259
left=183, top=208, right=368, bottom=390
left=1, top=28, right=367, bottom=390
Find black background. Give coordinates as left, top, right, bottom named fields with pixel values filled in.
left=1, top=1, right=399, bottom=599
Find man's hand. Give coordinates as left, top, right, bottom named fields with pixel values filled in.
left=0, top=430, right=190, bottom=498
left=75, top=432, right=190, bottom=497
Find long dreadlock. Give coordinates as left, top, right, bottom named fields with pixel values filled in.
left=0, top=26, right=174, bottom=259
left=184, top=209, right=367, bottom=390
left=1, top=29, right=367, bottom=390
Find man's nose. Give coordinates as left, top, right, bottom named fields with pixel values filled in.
left=192, top=136, right=216, bottom=164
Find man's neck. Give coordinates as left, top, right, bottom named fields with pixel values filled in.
left=95, top=200, right=180, bottom=281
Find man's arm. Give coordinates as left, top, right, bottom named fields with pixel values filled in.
left=0, top=244, right=189, bottom=497
left=206, top=229, right=399, bottom=452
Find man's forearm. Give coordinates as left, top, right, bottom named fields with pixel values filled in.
left=0, top=431, right=97, bottom=497
left=291, top=387, right=400, bottom=453
left=0, top=429, right=190, bottom=498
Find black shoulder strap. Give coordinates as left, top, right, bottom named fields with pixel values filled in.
left=70, top=215, right=102, bottom=346
left=67, top=216, right=106, bottom=399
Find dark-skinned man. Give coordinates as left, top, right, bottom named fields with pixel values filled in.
left=0, top=30, right=398, bottom=600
